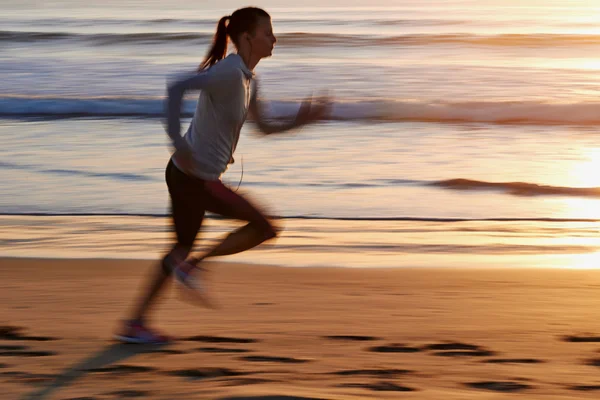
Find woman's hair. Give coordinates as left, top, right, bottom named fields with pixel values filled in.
left=198, top=7, right=270, bottom=71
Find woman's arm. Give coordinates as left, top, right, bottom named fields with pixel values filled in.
left=165, top=68, right=240, bottom=149
left=249, top=85, right=331, bottom=135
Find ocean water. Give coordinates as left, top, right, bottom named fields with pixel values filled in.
left=2, top=0, right=600, bottom=265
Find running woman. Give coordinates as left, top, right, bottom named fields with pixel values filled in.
left=115, top=6, right=331, bottom=344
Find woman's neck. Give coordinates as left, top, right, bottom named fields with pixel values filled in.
left=237, top=49, right=260, bottom=71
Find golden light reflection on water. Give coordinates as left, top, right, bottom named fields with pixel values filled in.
left=556, top=197, right=600, bottom=220
left=553, top=252, right=600, bottom=269
left=544, top=147, right=600, bottom=220
left=566, top=147, right=600, bottom=188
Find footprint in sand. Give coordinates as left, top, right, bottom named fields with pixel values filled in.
left=103, top=389, right=149, bottom=398
left=183, top=335, right=259, bottom=344
left=0, top=345, right=27, bottom=351
left=337, top=381, right=416, bottom=392
left=585, top=358, right=600, bottom=367
left=0, top=325, right=56, bottom=341
left=220, top=397, right=329, bottom=400
left=322, top=335, right=380, bottom=341
left=0, top=327, right=57, bottom=357
left=166, top=367, right=244, bottom=380
left=148, top=348, right=186, bottom=354
left=223, top=377, right=278, bottom=386
left=0, top=371, right=56, bottom=386
left=331, top=368, right=412, bottom=377
left=483, top=358, right=544, bottom=364
left=239, top=355, right=310, bottom=364
left=423, top=342, right=495, bottom=357
left=87, top=365, right=157, bottom=374
left=196, top=347, right=252, bottom=353
left=566, top=337, right=600, bottom=369
left=367, top=343, right=421, bottom=353
left=562, top=334, right=600, bottom=343
left=466, top=381, right=531, bottom=392
left=569, top=385, right=600, bottom=391
left=0, top=343, right=56, bottom=357
left=0, top=351, right=56, bottom=357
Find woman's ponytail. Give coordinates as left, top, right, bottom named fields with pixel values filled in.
left=198, top=15, right=230, bottom=71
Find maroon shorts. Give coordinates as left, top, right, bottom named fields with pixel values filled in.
left=165, top=159, right=275, bottom=247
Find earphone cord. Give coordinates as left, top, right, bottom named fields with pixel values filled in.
left=234, top=40, right=251, bottom=193
left=234, top=155, right=244, bottom=192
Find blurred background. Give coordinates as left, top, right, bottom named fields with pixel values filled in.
left=2, top=0, right=600, bottom=267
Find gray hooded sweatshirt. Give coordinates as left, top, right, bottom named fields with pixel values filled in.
left=166, top=53, right=255, bottom=180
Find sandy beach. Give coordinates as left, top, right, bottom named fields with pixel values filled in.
left=2, top=257, right=600, bottom=399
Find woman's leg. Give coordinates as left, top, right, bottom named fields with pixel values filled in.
left=196, top=180, right=278, bottom=261
left=128, top=160, right=206, bottom=321
left=170, top=180, right=279, bottom=308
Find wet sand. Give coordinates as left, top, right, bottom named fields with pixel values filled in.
left=2, top=257, right=600, bottom=399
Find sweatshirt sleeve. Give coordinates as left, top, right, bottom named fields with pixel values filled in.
left=164, top=67, right=242, bottom=151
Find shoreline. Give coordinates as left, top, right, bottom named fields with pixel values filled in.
left=3, top=214, right=600, bottom=270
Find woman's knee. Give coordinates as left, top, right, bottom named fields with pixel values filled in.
left=252, top=218, right=279, bottom=241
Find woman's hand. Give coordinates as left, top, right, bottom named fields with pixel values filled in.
left=294, top=93, right=332, bottom=126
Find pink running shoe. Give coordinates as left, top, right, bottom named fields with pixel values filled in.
left=113, top=320, right=171, bottom=345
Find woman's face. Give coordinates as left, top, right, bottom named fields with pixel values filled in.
left=248, top=17, right=277, bottom=59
